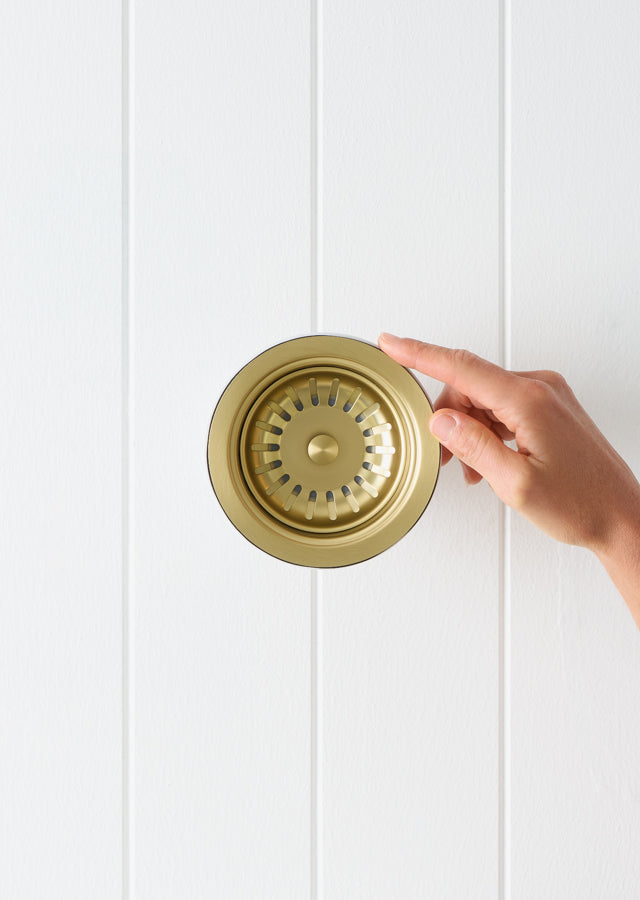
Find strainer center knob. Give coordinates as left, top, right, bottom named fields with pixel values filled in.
left=307, top=433, right=339, bottom=465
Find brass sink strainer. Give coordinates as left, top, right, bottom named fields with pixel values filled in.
left=207, top=335, right=440, bottom=567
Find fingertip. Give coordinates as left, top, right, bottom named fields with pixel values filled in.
left=439, top=446, right=453, bottom=466
left=378, top=332, right=401, bottom=349
left=462, top=464, right=483, bottom=485
left=429, top=411, right=457, bottom=442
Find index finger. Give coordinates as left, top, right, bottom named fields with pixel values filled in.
left=378, top=334, right=520, bottom=414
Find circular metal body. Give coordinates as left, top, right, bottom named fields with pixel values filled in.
left=208, top=335, right=440, bottom=567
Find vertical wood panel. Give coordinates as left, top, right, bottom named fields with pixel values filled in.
left=511, top=2, right=640, bottom=895
left=321, top=3, right=501, bottom=896
left=134, top=2, right=311, bottom=896
left=0, top=3, right=122, bottom=897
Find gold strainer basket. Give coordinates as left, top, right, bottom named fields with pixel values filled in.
left=207, top=335, right=440, bottom=567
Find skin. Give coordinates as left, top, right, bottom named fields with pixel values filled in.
left=378, top=333, right=640, bottom=630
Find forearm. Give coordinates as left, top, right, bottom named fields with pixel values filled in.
left=595, top=497, right=640, bottom=629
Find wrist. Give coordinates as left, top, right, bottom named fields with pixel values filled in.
left=594, top=485, right=640, bottom=628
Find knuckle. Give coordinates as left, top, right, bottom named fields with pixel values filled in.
left=539, top=370, right=568, bottom=392
left=433, top=387, right=452, bottom=411
left=456, top=422, right=491, bottom=467
left=522, top=378, right=555, bottom=408
left=448, top=348, right=482, bottom=390
left=507, top=464, right=536, bottom=510
left=450, top=347, right=478, bottom=370
left=434, top=385, right=465, bottom=413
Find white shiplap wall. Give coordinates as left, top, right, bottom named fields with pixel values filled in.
left=134, top=1, right=310, bottom=896
left=510, top=2, right=640, bottom=896
left=1, top=3, right=122, bottom=898
left=2, top=2, right=639, bottom=899
left=321, top=3, right=501, bottom=897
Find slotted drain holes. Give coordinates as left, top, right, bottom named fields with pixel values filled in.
left=208, top=335, right=440, bottom=566
left=248, top=374, right=396, bottom=525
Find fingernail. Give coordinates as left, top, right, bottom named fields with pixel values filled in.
left=379, top=332, right=400, bottom=346
left=430, top=413, right=456, bottom=441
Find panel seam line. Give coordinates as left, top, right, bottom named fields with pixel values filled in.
left=310, top=1, right=323, bottom=898
left=499, top=1, right=512, bottom=899
left=122, top=0, right=135, bottom=896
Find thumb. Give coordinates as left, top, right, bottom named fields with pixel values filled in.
left=429, top=410, right=524, bottom=503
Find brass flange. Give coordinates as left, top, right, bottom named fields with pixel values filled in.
left=207, top=335, right=440, bottom=567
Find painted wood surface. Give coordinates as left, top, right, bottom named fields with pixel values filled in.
left=509, top=2, right=640, bottom=896
left=320, top=2, right=501, bottom=897
left=2, top=2, right=639, bottom=898
left=0, top=3, right=123, bottom=897
left=133, top=2, right=311, bottom=897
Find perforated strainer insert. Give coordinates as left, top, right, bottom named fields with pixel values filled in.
left=208, top=335, right=440, bottom=567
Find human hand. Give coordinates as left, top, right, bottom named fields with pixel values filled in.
left=378, top=333, right=640, bottom=624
